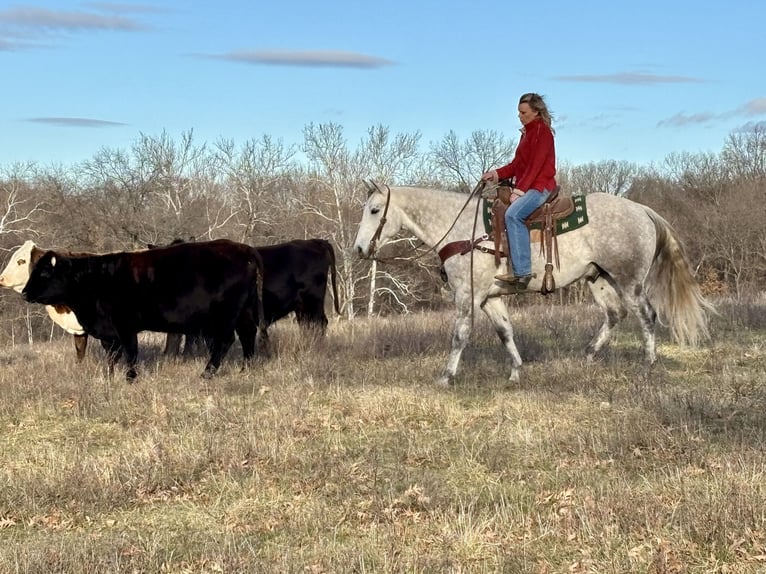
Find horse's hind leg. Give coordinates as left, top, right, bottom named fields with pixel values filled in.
left=585, top=274, right=627, bottom=360
left=629, top=288, right=658, bottom=364
left=481, top=297, right=523, bottom=382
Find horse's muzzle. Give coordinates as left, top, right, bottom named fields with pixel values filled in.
left=355, top=245, right=374, bottom=259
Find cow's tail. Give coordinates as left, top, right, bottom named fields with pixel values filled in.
left=643, top=206, right=716, bottom=346
left=253, top=250, right=270, bottom=356
left=325, top=241, right=341, bottom=314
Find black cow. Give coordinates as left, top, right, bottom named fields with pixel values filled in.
left=164, top=238, right=340, bottom=356
left=22, top=239, right=267, bottom=380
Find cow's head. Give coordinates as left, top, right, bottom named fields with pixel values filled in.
left=0, top=240, right=42, bottom=293
left=22, top=251, right=72, bottom=305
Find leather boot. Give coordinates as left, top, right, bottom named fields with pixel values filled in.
left=494, top=272, right=518, bottom=283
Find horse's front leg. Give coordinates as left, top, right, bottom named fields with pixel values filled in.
left=481, top=297, right=523, bottom=382
left=438, top=304, right=473, bottom=387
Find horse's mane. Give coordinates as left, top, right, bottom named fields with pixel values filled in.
left=394, top=185, right=478, bottom=203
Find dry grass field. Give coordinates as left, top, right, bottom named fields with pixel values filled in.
left=0, top=298, right=764, bottom=573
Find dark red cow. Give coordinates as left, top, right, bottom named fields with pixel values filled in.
left=22, top=239, right=267, bottom=380
left=165, top=238, right=340, bottom=356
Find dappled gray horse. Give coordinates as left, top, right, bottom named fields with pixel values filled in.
left=353, top=183, right=714, bottom=385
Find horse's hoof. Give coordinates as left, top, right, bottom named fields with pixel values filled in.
left=436, top=375, right=453, bottom=387
left=508, top=369, right=520, bottom=383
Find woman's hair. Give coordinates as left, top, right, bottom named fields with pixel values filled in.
left=519, top=92, right=554, bottom=131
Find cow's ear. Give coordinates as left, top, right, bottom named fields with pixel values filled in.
left=42, top=251, right=57, bottom=267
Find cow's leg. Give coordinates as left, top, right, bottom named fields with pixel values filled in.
left=120, top=333, right=140, bottom=382
left=73, top=334, right=88, bottom=362
left=202, top=331, right=236, bottom=378
left=99, top=338, right=122, bottom=379
left=585, top=275, right=627, bottom=360
left=481, top=297, right=523, bottom=383
left=182, top=333, right=204, bottom=357
left=235, top=309, right=257, bottom=368
left=256, top=324, right=270, bottom=358
left=296, top=313, right=328, bottom=334
left=296, top=297, right=329, bottom=335
left=164, top=333, right=183, bottom=356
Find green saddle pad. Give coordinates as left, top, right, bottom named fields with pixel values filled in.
left=482, top=194, right=589, bottom=235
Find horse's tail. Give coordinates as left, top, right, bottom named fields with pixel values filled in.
left=643, top=206, right=715, bottom=346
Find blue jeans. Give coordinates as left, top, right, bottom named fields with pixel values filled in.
left=505, top=188, right=551, bottom=276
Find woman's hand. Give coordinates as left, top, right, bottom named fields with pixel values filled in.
left=481, top=169, right=498, bottom=183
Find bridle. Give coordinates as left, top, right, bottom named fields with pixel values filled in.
left=363, top=180, right=392, bottom=259
left=362, top=179, right=486, bottom=261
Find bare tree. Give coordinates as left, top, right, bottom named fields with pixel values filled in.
left=214, top=135, right=297, bottom=243
left=637, top=148, right=765, bottom=298
left=77, top=130, right=222, bottom=249
left=0, top=163, right=52, bottom=347
left=0, top=163, right=47, bottom=243
left=721, top=124, right=766, bottom=182
left=701, top=179, right=765, bottom=298
left=429, top=129, right=516, bottom=190
left=563, top=159, right=640, bottom=196
left=302, top=123, right=423, bottom=319
left=661, top=151, right=729, bottom=206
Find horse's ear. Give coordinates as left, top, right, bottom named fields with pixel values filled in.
left=369, top=179, right=384, bottom=196
left=363, top=179, right=383, bottom=197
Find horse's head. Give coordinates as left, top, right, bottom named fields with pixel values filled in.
left=354, top=180, right=398, bottom=259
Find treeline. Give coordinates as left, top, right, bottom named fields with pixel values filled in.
left=0, top=123, right=764, bottom=347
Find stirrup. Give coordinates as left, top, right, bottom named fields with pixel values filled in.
left=494, top=273, right=534, bottom=286
left=494, top=272, right=517, bottom=283
left=515, top=274, right=533, bottom=289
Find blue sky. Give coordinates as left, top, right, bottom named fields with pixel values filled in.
left=1, top=0, right=765, bottom=168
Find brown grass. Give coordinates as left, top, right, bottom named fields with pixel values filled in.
left=0, top=299, right=764, bottom=573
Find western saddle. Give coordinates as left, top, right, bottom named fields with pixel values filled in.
left=490, top=182, right=575, bottom=294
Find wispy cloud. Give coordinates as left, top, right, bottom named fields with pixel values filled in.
left=658, top=97, right=766, bottom=127
left=738, top=97, right=766, bottom=117
left=202, top=50, right=395, bottom=69
left=555, top=72, right=704, bottom=85
left=0, top=36, right=20, bottom=50
left=83, top=2, right=165, bottom=14
left=26, top=117, right=127, bottom=128
left=733, top=120, right=766, bottom=133
left=0, top=6, right=148, bottom=31
left=658, top=112, right=717, bottom=127
left=558, top=112, right=619, bottom=132
left=0, top=5, right=151, bottom=50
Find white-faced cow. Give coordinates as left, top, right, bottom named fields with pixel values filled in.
left=22, top=239, right=268, bottom=381
left=0, top=240, right=88, bottom=360
left=164, top=238, right=341, bottom=356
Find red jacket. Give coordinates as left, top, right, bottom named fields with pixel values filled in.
left=496, top=118, right=556, bottom=193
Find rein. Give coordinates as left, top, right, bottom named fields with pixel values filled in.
left=365, top=180, right=487, bottom=263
